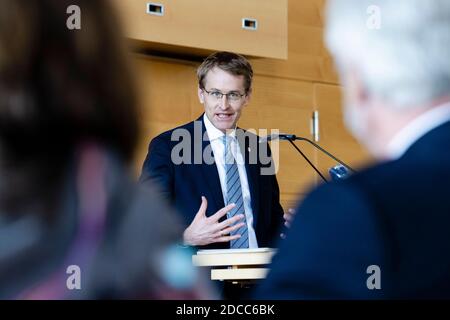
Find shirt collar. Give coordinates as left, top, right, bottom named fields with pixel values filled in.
left=386, top=101, right=450, bottom=160
left=203, top=113, right=236, bottom=141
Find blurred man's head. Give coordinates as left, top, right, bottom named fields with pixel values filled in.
left=0, top=0, right=139, bottom=214
left=325, top=0, right=450, bottom=156
left=0, top=0, right=138, bottom=162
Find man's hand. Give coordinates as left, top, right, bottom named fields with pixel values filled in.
left=280, top=208, right=296, bottom=239
left=183, top=196, right=245, bottom=246
left=283, top=208, right=296, bottom=228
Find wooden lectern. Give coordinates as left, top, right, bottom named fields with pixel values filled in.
left=192, top=248, right=276, bottom=283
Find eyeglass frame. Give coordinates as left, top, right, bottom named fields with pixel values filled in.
left=202, top=88, right=247, bottom=102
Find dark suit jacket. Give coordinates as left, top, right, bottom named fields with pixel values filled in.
left=140, top=115, right=284, bottom=249
left=255, top=120, right=450, bottom=299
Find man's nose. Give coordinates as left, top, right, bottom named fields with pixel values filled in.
left=218, top=95, right=230, bottom=109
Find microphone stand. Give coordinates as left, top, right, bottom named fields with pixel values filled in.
left=283, top=135, right=357, bottom=184
left=291, top=136, right=356, bottom=173
left=286, top=138, right=329, bottom=183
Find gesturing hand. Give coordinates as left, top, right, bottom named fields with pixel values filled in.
left=283, top=208, right=296, bottom=228
left=280, top=208, right=296, bottom=239
left=183, top=196, right=246, bottom=246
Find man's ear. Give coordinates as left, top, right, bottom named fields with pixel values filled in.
left=198, top=86, right=204, bottom=104
left=243, top=88, right=252, bottom=106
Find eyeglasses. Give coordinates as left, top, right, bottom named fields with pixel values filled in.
left=203, top=89, right=246, bottom=102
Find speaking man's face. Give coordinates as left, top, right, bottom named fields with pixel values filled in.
left=198, top=67, right=251, bottom=132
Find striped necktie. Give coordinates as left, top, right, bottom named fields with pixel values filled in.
left=223, top=135, right=249, bottom=249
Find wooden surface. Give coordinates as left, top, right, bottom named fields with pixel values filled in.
left=113, top=0, right=288, bottom=59
left=193, top=249, right=275, bottom=281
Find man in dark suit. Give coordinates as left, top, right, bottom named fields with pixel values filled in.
left=255, top=0, right=450, bottom=299
left=140, top=52, right=285, bottom=250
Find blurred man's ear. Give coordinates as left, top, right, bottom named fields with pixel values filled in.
left=346, top=68, right=370, bottom=112
left=198, top=86, right=204, bottom=104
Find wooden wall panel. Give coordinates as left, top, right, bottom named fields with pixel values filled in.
left=132, top=55, right=201, bottom=175
left=313, top=83, right=373, bottom=176
left=249, top=0, right=338, bottom=84
left=113, top=0, right=288, bottom=59
left=242, top=75, right=317, bottom=209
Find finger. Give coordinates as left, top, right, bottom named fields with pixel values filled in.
left=288, top=208, right=295, bottom=214
left=213, top=222, right=245, bottom=237
left=196, top=196, right=208, bottom=216
left=214, top=214, right=245, bottom=231
left=284, top=221, right=291, bottom=228
left=210, top=203, right=236, bottom=222
left=280, top=233, right=286, bottom=239
left=223, top=222, right=246, bottom=234
left=283, top=213, right=294, bottom=222
left=194, top=196, right=207, bottom=221
left=214, top=234, right=241, bottom=243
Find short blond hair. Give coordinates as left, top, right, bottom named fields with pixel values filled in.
left=197, top=51, right=253, bottom=93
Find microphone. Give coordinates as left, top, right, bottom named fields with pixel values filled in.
left=329, top=164, right=351, bottom=181
left=259, top=133, right=356, bottom=183
left=259, top=133, right=297, bottom=143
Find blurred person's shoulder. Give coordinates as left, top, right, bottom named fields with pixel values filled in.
left=295, top=154, right=439, bottom=221
left=83, top=149, right=193, bottom=298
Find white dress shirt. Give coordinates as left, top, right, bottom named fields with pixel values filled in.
left=203, top=114, right=258, bottom=248
left=386, top=101, right=450, bottom=160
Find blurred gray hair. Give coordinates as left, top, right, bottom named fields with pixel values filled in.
left=325, top=0, right=450, bottom=109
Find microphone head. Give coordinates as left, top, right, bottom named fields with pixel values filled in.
left=329, top=165, right=351, bottom=181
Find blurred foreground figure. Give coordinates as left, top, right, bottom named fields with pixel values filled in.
left=255, top=0, right=450, bottom=299
left=0, top=0, right=211, bottom=299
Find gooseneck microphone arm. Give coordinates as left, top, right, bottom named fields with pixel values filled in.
left=285, top=138, right=329, bottom=183
left=290, top=136, right=356, bottom=174
left=260, top=133, right=357, bottom=183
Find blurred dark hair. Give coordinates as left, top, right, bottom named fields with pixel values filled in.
left=0, top=0, right=139, bottom=216
left=197, top=51, right=253, bottom=94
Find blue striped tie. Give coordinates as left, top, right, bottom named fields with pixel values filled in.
left=223, top=135, right=249, bottom=249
